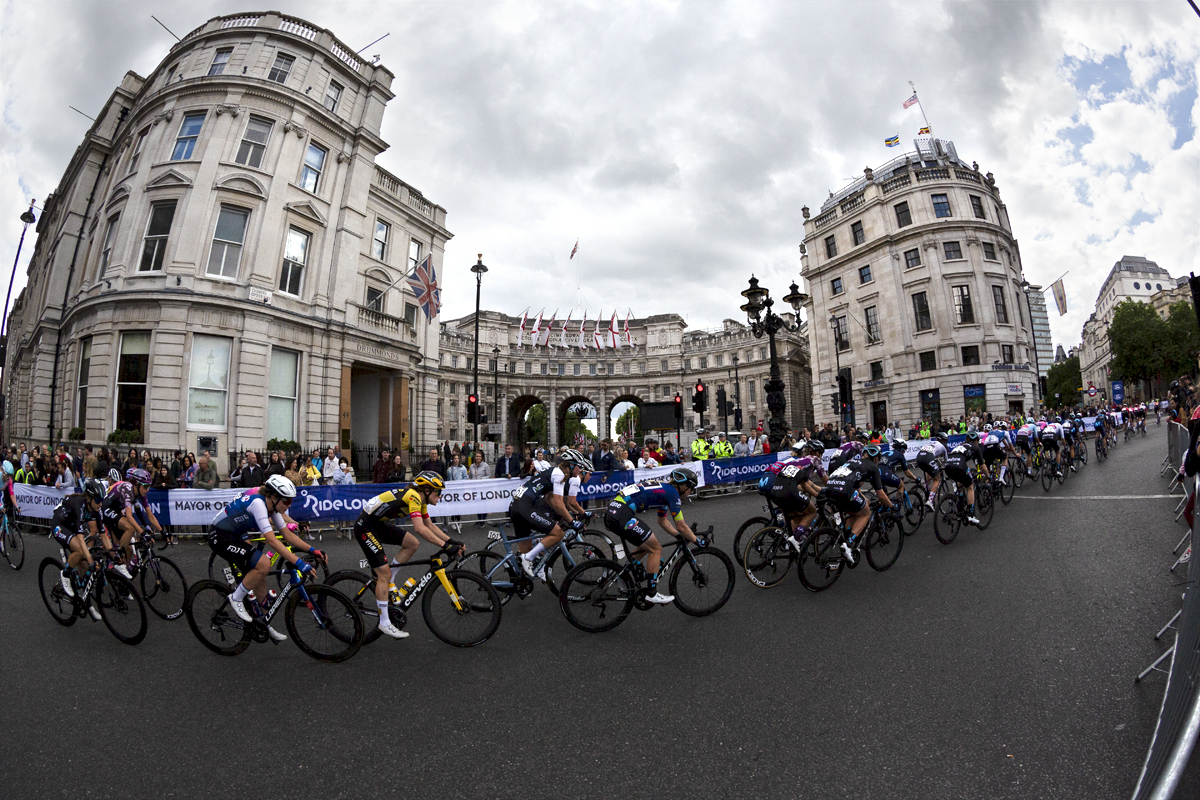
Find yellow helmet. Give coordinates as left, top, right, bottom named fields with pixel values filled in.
left=412, top=471, right=445, bottom=492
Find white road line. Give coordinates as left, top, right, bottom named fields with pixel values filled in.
left=1013, top=495, right=1176, bottom=500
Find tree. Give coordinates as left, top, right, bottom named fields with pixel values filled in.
left=1108, top=299, right=1166, bottom=391
left=562, top=409, right=591, bottom=446
left=524, top=404, right=546, bottom=445
left=613, top=405, right=641, bottom=440
left=1045, top=355, right=1081, bottom=409
left=1162, top=301, right=1200, bottom=383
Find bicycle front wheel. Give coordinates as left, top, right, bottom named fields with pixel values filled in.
left=1012, top=457, right=1026, bottom=489
left=558, top=559, right=634, bottom=633
left=324, top=570, right=401, bottom=646
left=140, top=556, right=187, bottom=620
left=742, top=526, right=795, bottom=588
left=669, top=547, right=734, bottom=616
left=97, top=571, right=148, bottom=645
left=865, top=516, right=904, bottom=571
left=459, top=550, right=520, bottom=606
left=3, top=519, right=25, bottom=570
left=38, top=557, right=77, bottom=626
left=902, top=488, right=926, bottom=534
left=421, top=569, right=502, bottom=647
left=185, top=580, right=251, bottom=656
left=545, top=538, right=611, bottom=595
left=285, top=584, right=364, bottom=662
left=732, top=515, right=771, bottom=567
left=933, top=495, right=961, bottom=545
left=797, top=527, right=844, bottom=592
left=975, top=486, right=995, bottom=529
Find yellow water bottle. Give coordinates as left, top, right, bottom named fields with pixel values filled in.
left=397, top=577, right=417, bottom=597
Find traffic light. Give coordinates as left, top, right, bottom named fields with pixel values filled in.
left=831, top=395, right=840, bottom=414
left=693, top=382, right=708, bottom=413
left=1039, top=375, right=1048, bottom=397
left=466, top=394, right=478, bottom=423
left=674, top=393, right=683, bottom=420
left=734, top=408, right=743, bottom=429
left=716, top=387, right=728, bottom=416
left=836, top=374, right=849, bottom=406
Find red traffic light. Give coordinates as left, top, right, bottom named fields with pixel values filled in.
left=673, top=394, right=682, bottom=404
left=695, top=382, right=705, bottom=393
left=468, top=394, right=477, bottom=404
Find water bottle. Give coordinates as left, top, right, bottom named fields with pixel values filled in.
left=397, top=577, right=417, bottom=597
left=613, top=542, right=626, bottom=560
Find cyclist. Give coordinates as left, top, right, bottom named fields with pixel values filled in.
left=1040, top=417, right=1066, bottom=477
left=510, top=449, right=592, bottom=580
left=943, top=431, right=988, bottom=526
left=0, top=461, right=19, bottom=548
left=51, top=479, right=106, bottom=615
left=1015, top=419, right=1038, bottom=475
left=881, top=437, right=918, bottom=487
left=758, top=442, right=825, bottom=544
left=916, top=432, right=949, bottom=510
left=352, top=471, right=463, bottom=640
left=821, top=444, right=897, bottom=566
left=982, top=424, right=1013, bottom=487
left=99, top=468, right=163, bottom=579
left=827, top=433, right=867, bottom=474
left=604, top=467, right=703, bottom=603
left=208, top=475, right=325, bottom=642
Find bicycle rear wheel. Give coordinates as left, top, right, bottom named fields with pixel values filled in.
left=797, top=527, right=844, bottom=592
left=933, top=494, right=961, bottom=545
left=96, top=571, right=148, bottom=645
left=324, top=570, right=403, bottom=645
left=38, top=557, right=77, bottom=626
left=732, top=516, right=771, bottom=567
left=742, top=526, right=795, bottom=588
left=459, top=550, right=521, bottom=605
left=902, top=488, right=926, bottom=534
left=421, top=570, right=502, bottom=646
left=1041, top=462, right=1055, bottom=492
left=999, top=473, right=1015, bottom=505
left=558, top=559, right=634, bottom=633
left=669, top=547, right=734, bottom=616
left=545, top=538, right=610, bottom=595
left=3, top=518, right=25, bottom=570
left=865, top=516, right=904, bottom=571
left=140, top=556, right=187, bottom=620
left=185, top=579, right=251, bottom=656
left=285, top=583, right=364, bottom=662
left=975, top=486, right=995, bottom=529
left=1012, top=457, right=1026, bottom=489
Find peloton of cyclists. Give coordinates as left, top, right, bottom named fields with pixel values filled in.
left=822, top=444, right=898, bottom=566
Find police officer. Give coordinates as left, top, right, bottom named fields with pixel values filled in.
left=691, top=428, right=712, bottom=461
left=713, top=432, right=734, bottom=459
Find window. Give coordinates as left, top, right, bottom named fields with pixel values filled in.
left=992, top=286, right=1009, bottom=324
left=904, top=248, right=921, bottom=268
left=573, top=364, right=581, bottom=376
left=870, top=360, right=884, bottom=381
left=372, top=219, right=390, bottom=261
left=1002, top=344, right=1014, bottom=364
left=865, top=306, right=880, bottom=343
left=833, top=315, right=849, bottom=351
left=851, top=221, right=865, bottom=245
left=760, top=347, right=767, bottom=360
left=961, top=345, right=980, bottom=366
left=970, top=195, right=986, bottom=220
left=894, top=202, right=912, bottom=227
left=700, top=357, right=707, bottom=369
left=661, top=359, right=669, bottom=371
left=403, top=303, right=417, bottom=325
left=953, top=285, right=975, bottom=324
left=859, top=265, right=872, bottom=284
left=607, top=362, right=614, bottom=374
left=139, top=201, right=176, bottom=271
left=208, top=47, right=232, bottom=76
left=268, top=52, right=294, bottom=83
left=825, top=235, right=837, bottom=258
left=171, top=112, right=205, bottom=160
left=590, top=363, right=597, bottom=376
left=128, top=129, right=148, bottom=174
left=831, top=277, right=844, bottom=295
left=206, top=206, right=248, bottom=279
left=300, top=142, right=327, bottom=193
left=365, top=286, right=384, bottom=312
left=931, top=193, right=952, bottom=218
left=235, top=116, right=272, bottom=169
left=279, top=228, right=309, bottom=295
left=115, top=331, right=150, bottom=436
left=1157, top=283, right=1163, bottom=291
left=715, top=354, right=723, bottom=367
left=408, top=239, right=423, bottom=270
left=188, top=335, right=231, bottom=427
left=450, top=355, right=459, bottom=368
left=982, top=242, right=996, bottom=260
left=919, top=350, right=936, bottom=371
left=912, top=292, right=932, bottom=331
left=1133, top=282, right=1140, bottom=290
left=540, top=362, right=548, bottom=375
left=98, top=215, right=119, bottom=278
left=324, top=80, right=343, bottom=112
left=75, top=337, right=92, bottom=428
left=943, top=241, right=963, bottom=260
left=749, top=383, right=757, bottom=402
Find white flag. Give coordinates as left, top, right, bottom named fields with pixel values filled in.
left=540, top=310, right=556, bottom=347
left=608, top=312, right=619, bottom=349
left=624, top=312, right=633, bottom=349
left=516, top=308, right=529, bottom=347
left=593, top=310, right=605, bottom=350
left=559, top=313, right=571, bottom=349
left=530, top=309, right=543, bottom=346
left=578, top=311, right=587, bottom=350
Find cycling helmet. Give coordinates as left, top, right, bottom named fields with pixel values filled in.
left=1, top=461, right=12, bottom=476
left=934, top=432, right=948, bottom=443
left=412, top=471, right=445, bottom=492
left=669, top=467, right=699, bottom=490
left=83, top=479, right=105, bottom=502
left=983, top=424, right=992, bottom=432
left=966, top=431, right=980, bottom=441
left=125, top=467, right=151, bottom=486
left=108, top=468, right=121, bottom=483
left=864, top=444, right=882, bottom=458
left=856, top=431, right=870, bottom=443
left=789, top=441, right=806, bottom=455
left=892, top=438, right=907, bottom=451
left=262, top=474, right=297, bottom=498
left=695, top=427, right=706, bottom=436
left=804, top=439, right=825, bottom=454
left=558, top=448, right=591, bottom=472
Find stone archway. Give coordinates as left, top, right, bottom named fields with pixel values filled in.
left=608, top=392, right=645, bottom=441
left=557, top=394, right=599, bottom=447
left=507, top=394, right=546, bottom=453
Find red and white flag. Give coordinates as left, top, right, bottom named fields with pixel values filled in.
left=559, top=313, right=571, bottom=349
left=570, top=240, right=578, bottom=260
left=530, top=309, right=543, bottom=345
left=608, top=312, right=619, bottom=349
left=540, top=310, right=557, bottom=346
left=593, top=311, right=606, bottom=350
left=578, top=311, right=588, bottom=350
left=624, top=312, right=633, bottom=349
left=517, top=308, right=528, bottom=347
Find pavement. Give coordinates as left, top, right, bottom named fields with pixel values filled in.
left=1, top=430, right=1197, bottom=799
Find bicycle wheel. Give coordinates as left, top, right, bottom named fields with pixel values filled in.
left=742, top=526, right=795, bottom=588
left=140, top=556, right=187, bottom=620
left=324, top=570, right=403, bottom=646
left=285, top=583, right=364, bottom=662
left=1057, top=461, right=1067, bottom=485
left=797, top=527, right=844, bottom=592
left=3, top=518, right=25, bottom=570
left=865, top=515, right=904, bottom=571
left=1012, top=457, right=1026, bottom=489
left=207, top=551, right=235, bottom=586
left=545, top=538, right=611, bottom=595
left=1079, top=442, right=1089, bottom=465
left=999, top=473, right=1015, bottom=505
left=1041, top=462, right=1055, bottom=492
left=459, top=550, right=521, bottom=605
left=975, top=486, right=995, bottom=530
left=96, top=571, right=148, bottom=645
left=421, top=569, right=502, bottom=647
left=185, top=579, right=251, bottom=656
left=580, top=529, right=616, bottom=561
left=669, top=547, right=734, bottom=616
left=276, top=550, right=328, bottom=590
left=933, top=494, right=961, bottom=545
left=558, top=558, right=635, bottom=633
left=732, top=516, right=771, bottom=567
left=902, top=488, right=926, bottom=534
left=38, top=557, right=78, bottom=627
left=1095, top=439, right=1106, bottom=462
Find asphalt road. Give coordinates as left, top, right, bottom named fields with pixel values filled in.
left=1, top=431, right=1196, bottom=799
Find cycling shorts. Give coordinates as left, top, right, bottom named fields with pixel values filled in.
left=822, top=488, right=866, bottom=515
left=757, top=472, right=811, bottom=516
left=604, top=503, right=654, bottom=547
left=1040, top=436, right=1059, bottom=452
left=207, top=528, right=264, bottom=577
left=983, top=444, right=1006, bottom=465
left=353, top=514, right=412, bottom=569
left=99, top=504, right=126, bottom=534
left=51, top=524, right=85, bottom=550
left=510, top=494, right=559, bottom=540
left=915, top=453, right=941, bottom=477
left=878, top=464, right=903, bottom=489
left=943, top=462, right=973, bottom=487
left=1015, top=435, right=1031, bottom=453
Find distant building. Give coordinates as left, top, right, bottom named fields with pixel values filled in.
left=1026, top=286, right=1053, bottom=377
left=1055, top=344, right=1067, bottom=363
left=1150, top=276, right=1192, bottom=319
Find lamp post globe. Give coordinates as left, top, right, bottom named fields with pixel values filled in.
left=741, top=275, right=800, bottom=453
left=470, top=254, right=488, bottom=447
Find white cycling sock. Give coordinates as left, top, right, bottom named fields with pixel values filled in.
left=525, top=543, right=546, bottom=561
left=231, top=582, right=250, bottom=602
left=389, top=563, right=401, bottom=583
left=999, top=465, right=1007, bottom=482
left=377, top=600, right=390, bottom=627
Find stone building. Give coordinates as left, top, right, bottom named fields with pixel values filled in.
left=800, top=139, right=1039, bottom=430
left=2, top=12, right=450, bottom=470
left=433, top=310, right=812, bottom=451
left=1025, top=284, right=1053, bottom=380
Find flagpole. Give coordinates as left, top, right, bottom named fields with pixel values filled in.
left=909, top=80, right=933, bottom=138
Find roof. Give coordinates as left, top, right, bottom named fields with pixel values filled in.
left=1102, top=255, right=1170, bottom=290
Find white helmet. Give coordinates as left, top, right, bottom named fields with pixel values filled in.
left=263, top=474, right=297, bottom=499
left=696, top=428, right=706, bottom=436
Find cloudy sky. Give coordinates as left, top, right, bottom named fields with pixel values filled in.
left=1, top=0, right=1196, bottom=351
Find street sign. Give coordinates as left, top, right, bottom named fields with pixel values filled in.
left=1087, top=387, right=1097, bottom=397
left=487, top=423, right=502, bottom=435
left=1112, top=380, right=1125, bottom=404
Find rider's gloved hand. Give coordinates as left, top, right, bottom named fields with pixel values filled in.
left=444, top=537, right=464, bottom=553
left=310, top=549, right=326, bottom=563
left=568, top=519, right=586, bottom=533
left=582, top=511, right=594, bottom=521
left=295, top=558, right=314, bottom=575
left=286, top=522, right=300, bottom=534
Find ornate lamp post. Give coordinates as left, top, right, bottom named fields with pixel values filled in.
left=1019, top=279, right=1041, bottom=409
left=491, top=344, right=500, bottom=445
left=1, top=201, right=38, bottom=441
left=470, top=254, right=488, bottom=446
left=740, top=277, right=807, bottom=452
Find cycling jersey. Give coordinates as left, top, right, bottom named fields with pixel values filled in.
left=609, top=481, right=683, bottom=521
left=51, top=494, right=95, bottom=548
left=884, top=447, right=908, bottom=472
left=944, top=441, right=984, bottom=486
left=211, top=493, right=284, bottom=539
left=99, top=481, right=142, bottom=532
left=362, top=488, right=428, bottom=522
left=825, top=455, right=884, bottom=495
left=916, top=442, right=946, bottom=476
left=508, top=467, right=570, bottom=540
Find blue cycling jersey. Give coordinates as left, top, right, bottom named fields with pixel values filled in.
left=212, top=492, right=280, bottom=538
left=884, top=448, right=907, bottom=470
left=612, top=481, right=683, bottom=520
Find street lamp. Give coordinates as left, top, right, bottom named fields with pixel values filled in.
left=731, top=354, right=741, bottom=432
left=1, top=201, right=38, bottom=440
left=491, top=344, right=500, bottom=445
left=470, top=254, right=488, bottom=447
left=740, top=277, right=806, bottom=452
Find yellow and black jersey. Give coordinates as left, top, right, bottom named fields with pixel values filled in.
left=362, top=488, right=429, bottom=521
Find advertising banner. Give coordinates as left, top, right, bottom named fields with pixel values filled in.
left=11, top=484, right=73, bottom=519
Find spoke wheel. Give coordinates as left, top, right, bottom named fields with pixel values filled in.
left=1041, top=462, right=1055, bottom=492
left=865, top=516, right=904, bottom=571
left=324, top=570, right=403, bottom=645
left=459, top=550, right=520, bottom=606
left=797, top=527, right=844, bottom=592
left=421, top=570, right=502, bottom=647
left=669, top=547, right=734, bottom=616
left=97, top=571, right=148, bottom=645
left=140, top=556, right=187, bottom=620
left=185, top=579, right=251, bottom=656
left=285, top=584, right=364, bottom=662
left=975, top=486, right=995, bottom=530
left=1057, top=461, right=1068, bottom=484
left=545, top=538, right=611, bottom=595
left=902, top=487, right=926, bottom=534
left=742, top=526, right=795, bottom=588
left=999, top=473, right=1015, bottom=505
left=732, top=515, right=771, bottom=567
left=3, top=520, right=25, bottom=570
left=1012, top=457, right=1026, bottom=488
left=558, top=559, right=634, bottom=633
left=38, top=557, right=78, bottom=626
left=1080, top=441, right=1089, bottom=464
left=933, top=494, right=961, bottom=545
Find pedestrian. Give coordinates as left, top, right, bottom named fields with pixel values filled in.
left=372, top=448, right=392, bottom=484
left=387, top=454, right=407, bottom=483
left=194, top=452, right=219, bottom=490
left=495, top=444, right=521, bottom=479
left=322, top=446, right=338, bottom=484
left=240, top=451, right=265, bottom=488
left=469, top=451, right=490, bottom=526
left=284, top=456, right=306, bottom=487
left=419, top=447, right=447, bottom=479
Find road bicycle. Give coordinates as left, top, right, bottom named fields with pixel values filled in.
left=1073, top=437, right=1089, bottom=467
left=1009, top=453, right=1028, bottom=489
left=558, top=526, right=734, bottom=632
left=186, top=554, right=363, bottom=662
left=890, top=478, right=927, bottom=534
left=1, top=511, right=24, bottom=570
left=732, top=505, right=787, bottom=567
left=38, top=545, right=147, bottom=645
left=460, top=520, right=615, bottom=602
left=1095, top=430, right=1108, bottom=462
left=325, top=544, right=502, bottom=647
left=206, top=526, right=328, bottom=589
left=126, top=529, right=187, bottom=620
left=986, top=461, right=1016, bottom=505
left=933, top=474, right=994, bottom=545
left=1041, top=451, right=1068, bottom=492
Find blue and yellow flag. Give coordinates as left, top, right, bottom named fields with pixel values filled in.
left=884, top=134, right=900, bottom=147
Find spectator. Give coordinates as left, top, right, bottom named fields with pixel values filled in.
left=734, top=434, right=752, bottom=457
left=446, top=454, right=469, bottom=482
left=468, top=451, right=490, bottom=526
left=265, top=451, right=286, bottom=479
left=660, top=442, right=681, bottom=464
left=179, top=455, right=197, bottom=488
left=593, top=439, right=618, bottom=474
left=152, top=465, right=176, bottom=491
left=55, top=460, right=74, bottom=490
left=194, top=452, right=219, bottom=490
left=322, top=446, right=338, bottom=484
left=332, top=457, right=355, bottom=485
left=82, top=446, right=97, bottom=480
left=372, top=448, right=392, bottom=484
left=304, top=455, right=323, bottom=486
left=387, top=454, right=407, bottom=483
left=72, top=447, right=84, bottom=483
left=240, top=451, right=265, bottom=489
left=122, top=448, right=139, bottom=475
left=495, top=444, right=521, bottom=479
left=442, top=440, right=452, bottom=464
left=94, top=448, right=110, bottom=481
left=532, top=448, right=551, bottom=472
left=519, top=457, right=536, bottom=478
left=637, top=449, right=659, bottom=468
left=284, top=456, right=307, bottom=487
left=170, top=450, right=184, bottom=483
left=419, top=447, right=447, bottom=479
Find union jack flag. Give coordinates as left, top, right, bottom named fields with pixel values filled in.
left=570, top=239, right=579, bottom=260
left=407, top=255, right=440, bottom=320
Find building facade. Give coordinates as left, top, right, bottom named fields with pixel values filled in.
left=2, top=12, right=452, bottom=469
left=1026, top=284, right=1053, bottom=380
left=800, top=139, right=1039, bottom=430
left=433, top=311, right=812, bottom=450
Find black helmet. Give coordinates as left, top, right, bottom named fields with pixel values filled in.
left=934, top=432, right=948, bottom=443
left=669, top=467, right=698, bottom=490
left=83, top=479, right=105, bottom=502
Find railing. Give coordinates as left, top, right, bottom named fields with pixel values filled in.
left=220, top=15, right=260, bottom=29
left=357, top=303, right=405, bottom=335
left=280, top=17, right=318, bottom=40
left=330, top=41, right=362, bottom=72
left=955, top=168, right=983, bottom=184
left=373, top=167, right=401, bottom=195
left=915, top=167, right=951, bottom=182
left=406, top=192, right=434, bottom=217
left=813, top=208, right=838, bottom=229
left=839, top=191, right=865, bottom=214
left=373, top=166, right=435, bottom=218
left=881, top=173, right=911, bottom=194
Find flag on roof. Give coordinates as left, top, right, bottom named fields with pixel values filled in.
left=516, top=308, right=528, bottom=347
left=578, top=311, right=587, bottom=350
left=530, top=309, right=543, bottom=344
left=407, top=255, right=441, bottom=320
left=559, top=313, right=571, bottom=349
left=903, top=93, right=918, bottom=109
left=884, top=134, right=900, bottom=147
left=570, top=239, right=578, bottom=260
left=540, top=310, right=556, bottom=346
left=593, top=312, right=605, bottom=350
left=608, top=312, right=619, bottom=349
left=918, top=126, right=931, bottom=135
left=624, top=313, right=633, bottom=348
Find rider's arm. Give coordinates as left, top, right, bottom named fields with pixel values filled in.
left=546, top=491, right=573, bottom=525
left=122, top=503, right=144, bottom=535
left=409, top=513, right=452, bottom=547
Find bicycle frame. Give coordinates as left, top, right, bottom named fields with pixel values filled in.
left=385, top=554, right=466, bottom=613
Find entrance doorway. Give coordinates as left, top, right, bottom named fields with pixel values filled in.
left=870, top=401, right=888, bottom=433
left=920, top=389, right=941, bottom=422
